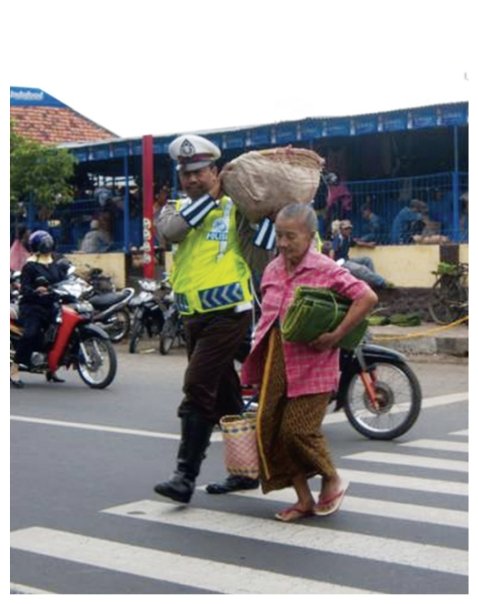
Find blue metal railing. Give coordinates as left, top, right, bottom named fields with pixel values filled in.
left=317, top=171, right=468, bottom=244
left=15, top=171, right=468, bottom=252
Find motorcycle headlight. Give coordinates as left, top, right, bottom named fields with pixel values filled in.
left=72, top=300, right=94, bottom=315
left=139, top=279, right=158, bottom=293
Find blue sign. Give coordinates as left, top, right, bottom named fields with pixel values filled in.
left=248, top=128, right=270, bottom=147
left=72, top=150, right=88, bottom=162
left=276, top=123, right=298, bottom=143
left=325, top=119, right=351, bottom=137
left=382, top=112, right=408, bottom=132
left=153, top=141, right=169, bottom=154
left=411, top=108, right=437, bottom=129
left=224, top=132, right=245, bottom=149
left=441, top=105, right=468, bottom=126
left=355, top=116, right=378, bottom=135
left=301, top=120, right=323, bottom=139
left=113, top=144, right=128, bottom=157
left=94, top=148, right=110, bottom=160
left=10, top=87, right=65, bottom=108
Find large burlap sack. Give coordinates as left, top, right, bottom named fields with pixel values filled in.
left=221, top=147, right=325, bottom=223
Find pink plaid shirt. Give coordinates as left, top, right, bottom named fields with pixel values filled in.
left=241, top=248, right=370, bottom=396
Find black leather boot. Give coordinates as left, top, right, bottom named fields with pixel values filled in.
left=154, top=412, right=214, bottom=504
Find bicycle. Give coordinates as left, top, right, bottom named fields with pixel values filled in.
left=427, top=262, right=468, bottom=325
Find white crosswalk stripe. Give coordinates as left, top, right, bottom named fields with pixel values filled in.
left=10, top=582, right=54, bottom=595
left=211, top=488, right=467, bottom=528
left=343, top=451, right=468, bottom=472
left=10, top=527, right=376, bottom=594
left=399, top=438, right=468, bottom=453
left=10, top=427, right=468, bottom=594
left=101, top=499, right=467, bottom=576
left=337, top=467, right=467, bottom=495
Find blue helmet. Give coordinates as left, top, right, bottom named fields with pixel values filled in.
left=28, top=230, right=54, bottom=254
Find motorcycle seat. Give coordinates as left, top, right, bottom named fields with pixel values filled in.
left=89, top=291, right=130, bottom=310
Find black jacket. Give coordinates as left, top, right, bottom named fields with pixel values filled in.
left=19, top=259, right=68, bottom=315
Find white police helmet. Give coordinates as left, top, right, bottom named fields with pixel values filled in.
left=168, top=134, right=221, bottom=172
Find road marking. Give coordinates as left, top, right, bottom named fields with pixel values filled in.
left=204, top=488, right=467, bottom=528
left=334, top=469, right=467, bottom=496
left=10, top=582, right=54, bottom=595
left=9, top=415, right=222, bottom=442
left=343, top=452, right=468, bottom=473
left=102, top=500, right=468, bottom=576
left=399, top=439, right=468, bottom=453
left=10, top=527, right=377, bottom=594
left=10, top=389, right=468, bottom=440
left=323, top=391, right=468, bottom=424
left=421, top=392, right=468, bottom=408
left=450, top=429, right=468, bottom=436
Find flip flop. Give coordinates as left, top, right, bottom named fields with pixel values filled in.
left=274, top=505, right=314, bottom=522
left=314, top=481, right=349, bottom=516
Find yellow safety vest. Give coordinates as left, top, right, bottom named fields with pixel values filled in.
left=170, top=195, right=252, bottom=315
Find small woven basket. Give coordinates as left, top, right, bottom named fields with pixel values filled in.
left=219, top=413, right=259, bottom=479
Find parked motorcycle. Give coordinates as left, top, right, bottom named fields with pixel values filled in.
left=57, top=268, right=134, bottom=343
left=87, top=287, right=134, bottom=343
left=243, top=341, right=421, bottom=440
left=128, top=278, right=168, bottom=354
left=10, top=278, right=117, bottom=388
left=84, top=266, right=116, bottom=294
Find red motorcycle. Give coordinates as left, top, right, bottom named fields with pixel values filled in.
left=10, top=280, right=117, bottom=389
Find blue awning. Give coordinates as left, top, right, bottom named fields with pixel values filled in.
left=64, top=101, right=468, bottom=163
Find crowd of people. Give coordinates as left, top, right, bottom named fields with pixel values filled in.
left=318, top=171, right=468, bottom=247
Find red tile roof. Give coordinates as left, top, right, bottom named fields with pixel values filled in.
left=10, top=105, right=119, bottom=145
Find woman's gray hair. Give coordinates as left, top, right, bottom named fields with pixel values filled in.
left=276, top=203, right=317, bottom=234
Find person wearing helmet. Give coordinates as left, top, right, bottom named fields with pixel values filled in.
left=10, top=230, right=69, bottom=388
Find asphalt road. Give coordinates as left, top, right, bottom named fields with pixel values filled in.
left=10, top=348, right=469, bottom=594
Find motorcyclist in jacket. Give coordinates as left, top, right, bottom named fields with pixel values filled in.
left=10, top=230, right=69, bottom=388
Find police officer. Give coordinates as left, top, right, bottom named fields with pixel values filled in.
left=153, top=134, right=260, bottom=503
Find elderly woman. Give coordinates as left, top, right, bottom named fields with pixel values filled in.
left=241, top=203, right=377, bottom=522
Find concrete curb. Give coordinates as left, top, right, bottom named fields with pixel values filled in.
left=113, top=323, right=469, bottom=360
left=368, top=323, right=468, bottom=358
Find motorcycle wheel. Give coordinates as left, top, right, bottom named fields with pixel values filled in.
left=108, top=309, right=131, bottom=343
left=159, top=317, right=177, bottom=355
left=343, top=359, right=421, bottom=440
left=129, top=320, right=159, bottom=354
left=77, top=335, right=117, bottom=389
